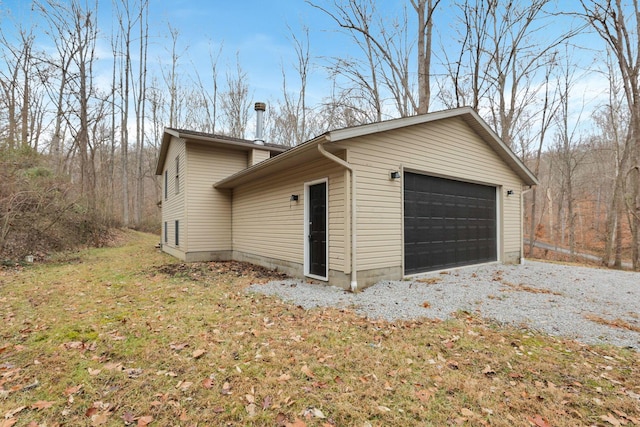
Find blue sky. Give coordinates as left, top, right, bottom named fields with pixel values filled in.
left=1, top=0, right=344, bottom=102
left=0, top=0, right=611, bottom=136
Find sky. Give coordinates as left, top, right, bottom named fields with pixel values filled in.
left=145, top=0, right=341, bottom=103
left=0, top=0, right=341, bottom=97
left=0, top=0, right=612, bottom=139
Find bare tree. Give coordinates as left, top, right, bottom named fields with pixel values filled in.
left=269, top=26, right=312, bottom=146
left=593, top=51, right=633, bottom=268
left=581, top=0, right=640, bottom=269
left=133, top=0, right=150, bottom=226
left=36, top=0, right=99, bottom=208
left=114, top=0, right=134, bottom=226
left=313, top=80, right=374, bottom=134
left=71, top=0, right=99, bottom=210
left=0, top=27, right=37, bottom=148
left=550, top=53, right=588, bottom=259
left=34, top=0, right=80, bottom=174
left=163, top=24, right=184, bottom=129
left=526, top=55, right=561, bottom=256
left=190, top=42, right=223, bottom=134
left=443, top=0, right=581, bottom=151
left=146, top=78, right=166, bottom=204
left=309, top=0, right=439, bottom=119
left=438, top=0, right=491, bottom=109
left=411, top=0, right=440, bottom=114
left=219, top=56, right=251, bottom=139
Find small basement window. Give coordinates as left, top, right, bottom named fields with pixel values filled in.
left=175, top=156, right=180, bottom=194
left=164, top=170, right=168, bottom=200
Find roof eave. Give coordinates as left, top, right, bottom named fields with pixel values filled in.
left=214, top=135, right=328, bottom=189
left=326, top=107, right=475, bottom=142
left=326, top=107, right=538, bottom=187
left=154, top=128, right=176, bottom=175
left=154, top=128, right=288, bottom=176
left=458, top=110, right=539, bottom=186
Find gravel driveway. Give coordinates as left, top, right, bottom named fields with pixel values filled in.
left=248, top=260, right=640, bottom=350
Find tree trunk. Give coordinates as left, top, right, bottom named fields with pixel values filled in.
left=414, top=0, right=439, bottom=114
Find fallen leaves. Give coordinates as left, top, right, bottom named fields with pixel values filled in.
left=62, top=341, right=97, bottom=351
left=220, top=381, right=232, bottom=395
left=30, top=400, right=54, bottom=410
left=600, top=410, right=640, bottom=426
left=2, top=233, right=640, bottom=427
left=192, top=348, right=206, bottom=359
left=527, top=414, right=551, bottom=427
left=460, top=407, right=475, bottom=417
left=85, top=401, right=115, bottom=426
left=415, top=389, right=433, bottom=403
left=169, top=342, right=188, bottom=351
left=3, top=406, right=26, bottom=419
left=499, top=280, right=563, bottom=296
left=482, top=365, right=496, bottom=376
left=301, top=365, right=315, bottom=378
left=201, top=377, right=214, bottom=389
left=175, top=380, right=193, bottom=391
left=137, top=415, right=154, bottom=426
left=246, top=402, right=257, bottom=417
left=601, top=413, right=622, bottom=426
left=284, top=418, right=307, bottom=427
left=90, top=412, right=109, bottom=426
left=415, top=277, right=442, bottom=285
left=584, top=314, right=640, bottom=333
left=277, top=373, right=292, bottom=382
left=64, top=384, right=83, bottom=396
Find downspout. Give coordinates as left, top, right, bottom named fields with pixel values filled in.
left=317, top=141, right=358, bottom=292
left=520, top=186, right=534, bottom=265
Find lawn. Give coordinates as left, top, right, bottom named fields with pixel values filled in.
left=1, top=231, right=638, bottom=426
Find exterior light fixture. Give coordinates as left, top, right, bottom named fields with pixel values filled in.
left=390, top=171, right=401, bottom=180
left=290, top=194, right=299, bottom=202
left=506, top=190, right=514, bottom=196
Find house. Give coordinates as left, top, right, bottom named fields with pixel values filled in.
left=155, top=105, right=538, bottom=291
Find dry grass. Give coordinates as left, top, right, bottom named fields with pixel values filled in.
left=1, top=231, right=639, bottom=426
left=584, top=314, right=640, bottom=334
left=414, top=277, right=442, bottom=285
left=498, top=280, right=564, bottom=296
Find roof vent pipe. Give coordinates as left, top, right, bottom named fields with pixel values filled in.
left=254, top=102, right=266, bottom=145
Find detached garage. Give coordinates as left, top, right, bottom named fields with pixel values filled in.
left=157, top=106, right=538, bottom=291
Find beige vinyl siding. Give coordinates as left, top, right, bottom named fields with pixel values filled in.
left=162, top=137, right=186, bottom=252
left=185, top=142, right=248, bottom=252
left=342, top=116, right=523, bottom=271
left=232, top=157, right=346, bottom=273
left=249, top=148, right=270, bottom=166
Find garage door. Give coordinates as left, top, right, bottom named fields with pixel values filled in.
left=404, top=172, right=497, bottom=274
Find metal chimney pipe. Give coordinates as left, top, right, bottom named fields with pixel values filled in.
left=254, top=102, right=266, bottom=145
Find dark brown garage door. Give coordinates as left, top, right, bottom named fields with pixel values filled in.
left=404, top=172, right=497, bottom=274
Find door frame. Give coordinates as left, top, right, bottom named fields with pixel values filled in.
left=304, top=178, right=329, bottom=281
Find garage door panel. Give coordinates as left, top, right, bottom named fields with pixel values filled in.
left=404, top=172, right=497, bottom=274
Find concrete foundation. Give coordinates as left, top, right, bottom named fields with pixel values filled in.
left=184, top=250, right=233, bottom=262
left=504, top=250, right=521, bottom=264
left=165, top=247, right=522, bottom=291
left=162, top=245, right=186, bottom=260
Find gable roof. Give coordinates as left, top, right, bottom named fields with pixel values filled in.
left=154, top=128, right=288, bottom=175
left=215, top=107, right=538, bottom=189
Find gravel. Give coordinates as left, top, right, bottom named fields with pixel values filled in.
left=247, top=260, right=640, bottom=350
